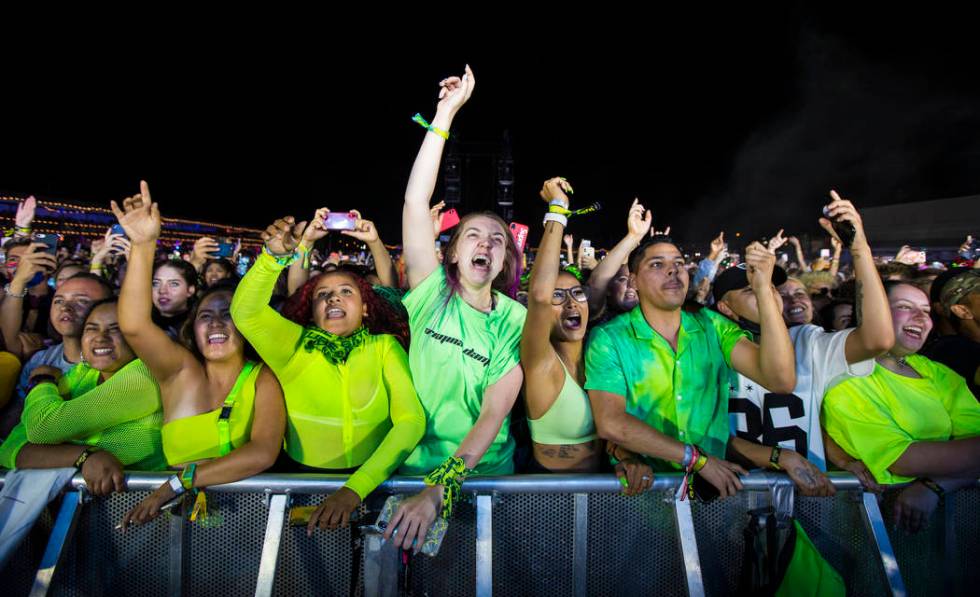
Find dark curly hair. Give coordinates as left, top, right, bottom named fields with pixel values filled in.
left=281, top=270, right=410, bottom=350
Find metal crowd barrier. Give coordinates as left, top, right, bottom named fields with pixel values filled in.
left=3, top=472, right=978, bottom=596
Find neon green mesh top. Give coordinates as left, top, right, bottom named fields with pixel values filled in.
left=0, top=359, right=165, bottom=470
left=230, top=251, right=426, bottom=500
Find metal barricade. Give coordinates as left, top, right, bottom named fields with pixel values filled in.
left=3, top=472, right=978, bottom=596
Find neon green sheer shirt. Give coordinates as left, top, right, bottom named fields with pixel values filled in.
left=0, top=359, right=165, bottom=470
left=231, top=251, right=425, bottom=499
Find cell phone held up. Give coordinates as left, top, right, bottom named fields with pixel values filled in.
left=822, top=205, right=856, bottom=248
left=324, top=212, right=358, bottom=231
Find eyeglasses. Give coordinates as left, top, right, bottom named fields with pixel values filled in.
left=552, top=286, right=589, bottom=305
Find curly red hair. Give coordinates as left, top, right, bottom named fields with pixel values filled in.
left=281, top=270, right=410, bottom=350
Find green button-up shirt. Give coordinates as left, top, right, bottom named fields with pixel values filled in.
left=585, top=306, right=748, bottom=466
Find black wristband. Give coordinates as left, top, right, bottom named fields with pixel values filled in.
left=73, top=446, right=101, bottom=469
left=769, top=446, right=782, bottom=470
left=918, top=478, right=945, bottom=500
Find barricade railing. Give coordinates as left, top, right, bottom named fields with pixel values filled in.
left=3, top=472, right=978, bottom=596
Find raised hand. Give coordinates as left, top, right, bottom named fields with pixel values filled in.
left=192, top=237, right=220, bottom=263
left=15, top=195, right=37, bottom=229
left=301, top=208, right=331, bottom=246
left=429, top=201, right=447, bottom=239
left=767, top=229, right=788, bottom=253
left=744, top=241, right=776, bottom=292
left=262, top=216, right=305, bottom=256
left=539, top=176, right=573, bottom=206
left=436, top=65, right=476, bottom=114
left=651, top=225, right=671, bottom=237
left=11, top=243, right=57, bottom=288
left=341, top=211, right=380, bottom=244
left=626, top=199, right=652, bottom=240
left=709, top=232, right=726, bottom=259
left=563, top=234, right=574, bottom=248
left=109, top=181, right=160, bottom=245
left=819, top=189, right=867, bottom=248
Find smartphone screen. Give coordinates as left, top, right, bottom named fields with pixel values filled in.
left=324, top=212, right=357, bottom=230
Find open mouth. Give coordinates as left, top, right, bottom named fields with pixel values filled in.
left=207, top=333, right=229, bottom=345
left=471, top=254, right=491, bottom=272
left=92, top=347, right=114, bottom=357
left=902, top=325, right=923, bottom=340
left=562, top=313, right=583, bottom=331
left=327, top=307, right=346, bottom=320
left=624, top=289, right=637, bottom=301
left=157, top=297, right=171, bottom=306
left=789, top=306, right=806, bottom=316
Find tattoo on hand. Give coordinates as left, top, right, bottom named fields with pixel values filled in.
left=795, top=467, right=819, bottom=488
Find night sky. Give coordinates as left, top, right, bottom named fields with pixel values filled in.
left=3, top=7, right=979, bottom=251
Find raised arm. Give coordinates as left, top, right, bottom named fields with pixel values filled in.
left=286, top=207, right=329, bottom=296
left=729, top=242, right=796, bottom=393
left=403, top=65, right=475, bottom=289
left=230, top=216, right=306, bottom=371
left=342, top=211, right=397, bottom=287
left=112, top=182, right=196, bottom=384
left=522, top=177, right=575, bottom=412
left=820, top=191, right=894, bottom=363
left=1, top=243, right=57, bottom=359
left=585, top=199, right=651, bottom=315
left=788, top=236, right=809, bottom=272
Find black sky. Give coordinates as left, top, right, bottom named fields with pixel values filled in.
left=3, top=6, right=979, bottom=250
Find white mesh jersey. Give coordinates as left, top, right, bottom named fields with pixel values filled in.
left=729, top=324, right=874, bottom=471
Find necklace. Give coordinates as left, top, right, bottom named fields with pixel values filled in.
left=881, top=351, right=910, bottom=368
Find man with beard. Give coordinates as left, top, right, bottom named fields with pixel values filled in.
left=719, top=191, right=893, bottom=494
left=587, top=234, right=796, bottom=498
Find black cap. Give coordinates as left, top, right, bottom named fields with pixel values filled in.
left=712, top=264, right=788, bottom=304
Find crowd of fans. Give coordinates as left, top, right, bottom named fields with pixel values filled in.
left=0, top=67, right=978, bottom=559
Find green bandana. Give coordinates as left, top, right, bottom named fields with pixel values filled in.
left=300, top=325, right=369, bottom=364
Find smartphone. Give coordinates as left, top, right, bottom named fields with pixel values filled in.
left=34, top=234, right=59, bottom=256
left=215, top=241, right=235, bottom=259
left=324, top=212, right=357, bottom=231
left=439, top=209, right=460, bottom=233
left=582, top=245, right=596, bottom=261
left=374, top=495, right=449, bottom=556
left=822, top=205, right=856, bottom=247
left=236, top=255, right=250, bottom=277
left=819, top=248, right=831, bottom=259
left=110, top=224, right=128, bottom=240
left=509, top=222, right=529, bottom=253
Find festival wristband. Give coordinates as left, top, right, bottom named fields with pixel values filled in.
left=73, top=446, right=100, bottom=469
left=769, top=446, right=782, bottom=470
left=263, top=245, right=299, bottom=267
left=681, top=444, right=694, bottom=469
left=543, top=213, right=568, bottom=227
left=180, top=463, right=197, bottom=491
left=412, top=113, right=449, bottom=140
left=692, top=453, right=708, bottom=473
left=424, top=456, right=469, bottom=519
left=919, top=478, right=945, bottom=500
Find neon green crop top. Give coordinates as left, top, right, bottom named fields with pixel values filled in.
left=230, top=252, right=426, bottom=500
left=527, top=357, right=597, bottom=445
left=161, top=361, right=262, bottom=466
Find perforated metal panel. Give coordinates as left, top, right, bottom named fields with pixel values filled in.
left=691, top=491, right=752, bottom=596
left=272, top=493, right=357, bottom=597
left=4, top=497, right=55, bottom=597
left=491, top=493, right=574, bottom=597
left=950, top=487, right=980, bottom=592
left=183, top=492, right=267, bottom=596
left=795, top=492, right=888, bottom=597
left=587, top=490, right=685, bottom=597
left=52, top=490, right=170, bottom=597
left=408, top=498, right=477, bottom=597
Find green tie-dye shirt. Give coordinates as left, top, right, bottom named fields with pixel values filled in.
left=585, top=306, right=748, bottom=466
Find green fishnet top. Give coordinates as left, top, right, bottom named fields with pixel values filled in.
left=0, top=359, right=165, bottom=470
